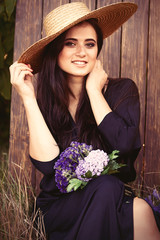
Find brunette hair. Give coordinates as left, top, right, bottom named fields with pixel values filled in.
left=37, top=19, right=107, bottom=151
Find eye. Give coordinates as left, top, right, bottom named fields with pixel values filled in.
left=85, top=42, right=96, bottom=48
left=64, top=41, right=76, bottom=47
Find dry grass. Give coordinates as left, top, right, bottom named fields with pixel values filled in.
left=0, top=149, right=159, bottom=239
left=0, top=150, right=47, bottom=240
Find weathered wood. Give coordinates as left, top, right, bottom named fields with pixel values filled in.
left=70, top=0, right=96, bottom=10
left=9, top=0, right=43, bottom=186
left=97, top=0, right=121, bottom=77
left=121, top=0, right=149, bottom=186
left=9, top=0, right=160, bottom=190
left=145, top=0, right=160, bottom=187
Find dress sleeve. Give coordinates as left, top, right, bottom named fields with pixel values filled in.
left=29, top=155, right=59, bottom=175
left=98, top=78, right=141, bottom=154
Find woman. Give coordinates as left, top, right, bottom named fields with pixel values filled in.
left=10, top=2, right=160, bottom=240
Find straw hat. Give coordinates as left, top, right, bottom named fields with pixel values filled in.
left=18, top=2, right=138, bottom=74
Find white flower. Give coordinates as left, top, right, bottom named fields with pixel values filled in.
left=75, top=149, right=110, bottom=181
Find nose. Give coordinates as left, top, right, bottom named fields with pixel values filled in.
left=75, top=44, right=86, bottom=57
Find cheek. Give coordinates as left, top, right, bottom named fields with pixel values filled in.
left=57, top=52, right=64, bottom=69
left=90, top=48, right=98, bottom=61
left=57, top=48, right=70, bottom=69
left=89, top=53, right=97, bottom=67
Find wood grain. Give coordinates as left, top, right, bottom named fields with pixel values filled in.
left=70, top=0, right=96, bottom=10
left=97, top=0, right=121, bottom=77
left=144, top=0, right=160, bottom=187
left=9, top=0, right=160, bottom=190
left=9, top=0, right=43, bottom=186
left=121, top=0, right=149, bottom=186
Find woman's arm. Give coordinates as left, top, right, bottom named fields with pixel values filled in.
left=10, top=62, right=60, bottom=161
left=86, top=60, right=112, bottom=125
left=86, top=61, right=141, bottom=154
left=97, top=92, right=141, bottom=153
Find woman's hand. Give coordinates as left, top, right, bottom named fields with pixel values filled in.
left=86, top=60, right=112, bottom=125
left=10, top=61, right=60, bottom=161
left=86, top=60, right=108, bottom=94
left=9, top=61, right=35, bottom=102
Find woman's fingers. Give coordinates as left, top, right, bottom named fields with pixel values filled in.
left=10, top=61, right=32, bottom=70
left=9, top=61, right=33, bottom=76
left=18, top=70, right=33, bottom=81
left=10, top=62, right=33, bottom=84
left=9, top=61, right=35, bottom=100
left=86, top=59, right=108, bottom=93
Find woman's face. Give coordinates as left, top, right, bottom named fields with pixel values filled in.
left=57, top=22, right=98, bottom=82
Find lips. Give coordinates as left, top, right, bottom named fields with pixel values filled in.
left=72, top=60, right=88, bottom=65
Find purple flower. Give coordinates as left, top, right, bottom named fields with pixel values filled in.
left=75, top=149, right=110, bottom=181
left=54, top=141, right=92, bottom=193
left=145, top=189, right=160, bottom=214
left=153, top=189, right=160, bottom=200
left=54, top=142, right=121, bottom=193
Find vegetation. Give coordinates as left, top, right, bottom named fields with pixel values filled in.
left=0, top=151, right=47, bottom=240
left=0, top=0, right=16, bottom=148
left=0, top=1, right=47, bottom=238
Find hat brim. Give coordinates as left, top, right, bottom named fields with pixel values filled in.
left=18, top=2, right=137, bottom=74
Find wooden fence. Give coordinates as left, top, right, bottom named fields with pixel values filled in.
left=9, top=0, right=160, bottom=192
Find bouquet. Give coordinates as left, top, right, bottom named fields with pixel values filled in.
left=54, top=141, right=125, bottom=193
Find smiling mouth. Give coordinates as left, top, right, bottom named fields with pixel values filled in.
left=72, top=61, right=87, bottom=66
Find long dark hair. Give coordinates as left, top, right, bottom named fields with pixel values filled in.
left=37, top=19, right=107, bottom=151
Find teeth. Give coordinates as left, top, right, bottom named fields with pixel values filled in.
left=73, top=61, right=86, bottom=65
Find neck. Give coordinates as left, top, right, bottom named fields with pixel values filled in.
left=68, top=76, right=84, bottom=100
left=67, top=76, right=84, bottom=121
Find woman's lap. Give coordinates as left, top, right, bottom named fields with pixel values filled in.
left=42, top=175, right=134, bottom=240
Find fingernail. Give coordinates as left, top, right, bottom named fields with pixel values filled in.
left=27, top=64, right=33, bottom=71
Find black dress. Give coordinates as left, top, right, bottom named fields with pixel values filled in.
left=31, top=78, right=142, bottom=240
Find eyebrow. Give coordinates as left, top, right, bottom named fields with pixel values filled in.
left=65, top=38, right=97, bottom=43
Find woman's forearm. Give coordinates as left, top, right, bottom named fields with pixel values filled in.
left=9, top=62, right=60, bottom=162
left=87, top=89, right=112, bottom=125
left=86, top=60, right=112, bottom=125
left=24, top=98, right=60, bottom=161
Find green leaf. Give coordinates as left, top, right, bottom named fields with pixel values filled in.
left=84, top=170, right=92, bottom=178
left=5, top=0, right=16, bottom=19
left=102, top=159, right=126, bottom=175
left=0, top=38, right=5, bottom=68
left=3, top=25, right=14, bottom=52
left=108, top=150, right=119, bottom=160
left=101, top=166, right=110, bottom=175
left=67, top=178, right=83, bottom=193
left=0, top=67, right=11, bottom=100
left=0, top=2, right=5, bottom=15
left=5, top=49, right=13, bottom=66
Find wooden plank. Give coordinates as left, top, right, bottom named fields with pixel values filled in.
left=70, top=0, right=96, bottom=10
left=97, top=0, right=122, bottom=77
left=121, top=0, right=149, bottom=186
left=11, top=0, right=160, bottom=191
left=9, top=0, right=43, bottom=186
left=145, top=0, right=160, bottom=187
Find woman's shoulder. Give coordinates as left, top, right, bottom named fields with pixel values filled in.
left=107, top=77, right=139, bottom=95
left=105, top=77, right=140, bottom=110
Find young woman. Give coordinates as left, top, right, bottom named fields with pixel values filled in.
left=10, top=2, right=160, bottom=240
